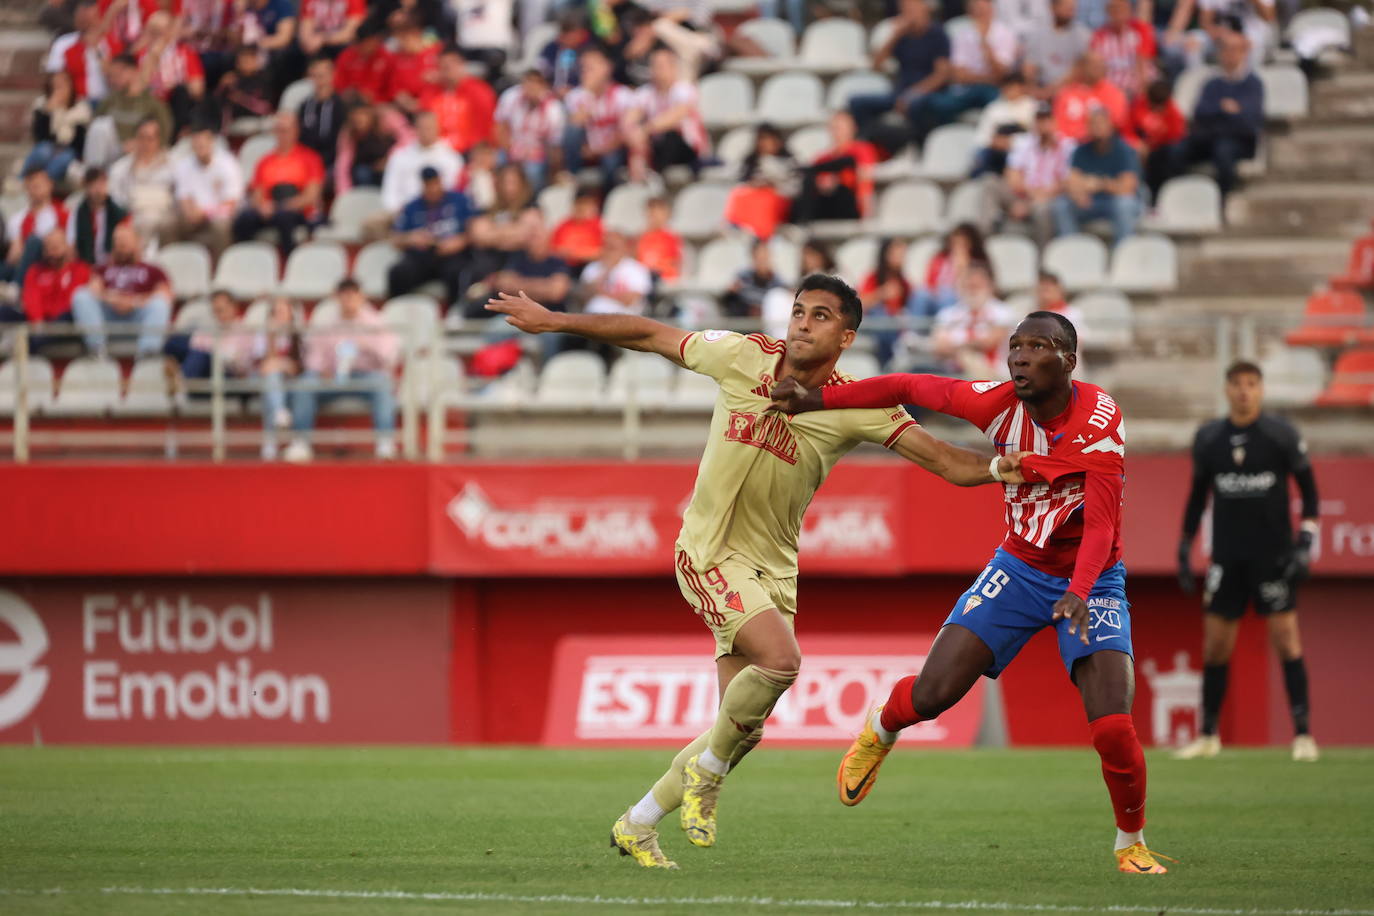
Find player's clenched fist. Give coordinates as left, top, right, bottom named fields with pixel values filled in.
left=485, top=290, right=561, bottom=334
left=769, top=377, right=823, bottom=413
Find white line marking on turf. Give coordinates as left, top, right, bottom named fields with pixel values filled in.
left=1, top=887, right=1371, bottom=915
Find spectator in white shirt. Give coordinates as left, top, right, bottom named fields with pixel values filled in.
left=379, top=110, right=464, bottom=216
left=172, top=123, right=244, bottom=254
left=912, top=0, right=1019, bottom=148
left=108, top=116, right=177, bottom=243
left=579, top=231, right=652, bottom=316
left=998, top=101, right=1076, bottom=244
left=932, top=259, right=1015, bottom=377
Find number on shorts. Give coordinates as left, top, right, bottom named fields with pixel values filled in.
left=704, top=568, right=730, bottom=595
left=981, top=569, right=1010, bottom=599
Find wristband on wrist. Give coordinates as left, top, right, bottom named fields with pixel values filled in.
left=989, top=455, right=1005, bottom=482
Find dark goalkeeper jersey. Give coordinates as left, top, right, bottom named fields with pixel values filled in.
left=1182, top=413, right=1319, bottom=562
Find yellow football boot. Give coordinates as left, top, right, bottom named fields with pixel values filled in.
left=1116, top=842, right=1176, bottom=874
left=837, top=706, right=895, bottom=807
left=610, top=809, right=678, bottom=869
left=680, top=755, right=724, bottom=847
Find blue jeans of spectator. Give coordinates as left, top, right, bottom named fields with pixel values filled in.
left=232, top=205, right=312, bottom=255
left=757, top=0, right=806, bottom=32
left=23, top=142, right=78, bottom=183
left=518, top=160, right=548, bottom=192
left=561, top=125, right=626, bottom=189
left=908, top=286, right=959, bottom=320
left=911, top=83, right=999, bottom=148
left=350, top=163, right=384, bottom=188
left=290, top=369, right=396, bottom=438
left=70, top=287, right=171, bottom=356
left=1051, top=191, right=1142, bottom=246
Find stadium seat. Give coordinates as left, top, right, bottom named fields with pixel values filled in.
left=1330, top=227, right=1374, bottom=291
left=403, top=353, right=464, bottom=405
left=1043, top=234, right=1108, bottom=291
left=1073, top=291, right=1133, bottom=349
left=518, top=22, right=559, bottom=71
left=381, top=294, right=441, bottom=336
left=606, top=352, right=677, bottom=405
left=770, top=236, right=802, bottom=282
left=214, top=242, right=280, bottom=299
left=714, top=126, right=756, bottom=169
left=944, top=180, right=987, bottom=229
left=869, top=17, right=898, bottom=51
left=1003, top=291, right=1034, bottom=314
left=1261, top=346, right=1327, bottom=407
left=787, top=125, right=832, bottom=164
left=674, top=367, right=720, bottom=406
left=835, top=236, right=880, bottom=286
left=1285, top=7, right=1350, bottom=57
left=1285, top=289, right=1369, bottom=347
left=798, top=18, right=867, bottom=72
left=1108, top=234, right=1178, bottom=292
left=114, top=357, right=177, bottom=416
left=902, top=236, right=941, bottom=284
left=694, top=237, right=750, bottom=291
left=826, top=71, right=893, bottom=112
left=1259, top=65, right=1309, bottom=119
left=353, top=241, right=402, bottom=300
left=987, top=234, right=1039, bottom=292
left=603, top=183, right=653, bottom=235
left=1315, top=348, right=1374, bottom=406
left=535, top=351, right=606, bottom=405
left=837, top=350, right=881, bottom=379
left=0, top=356, right=55, bottom=414
left=670, top=183, right=731, bottom=240
left=156, top=242, right=212, bottom=300
left=1153, top=175, right=1222, bottom=233
left=278, top=78, right=313, bottom=114
left=1171, top=67, right=1215, bottom=119
left=47, top=357, right=121, bottom=416
left=537, top=182, right=575, bottom=226
left=308, top=297, right=340, bottom=327
left=174, top=297, right=214, bottom=332
left=280, top=242, right=348, bottom=299
left=237, top=133, right=277, bottom=180
left=241, top=298, right=271, bottom=325
left=874, top=181, right=944, bottom=235
left=315, top=187, right=385, bottom=243
left=699, top=72, right=755, bottom=129
left=726, top=18, right=797, bottom=74
left=756, top=72, right=825, bottom=127
left=921, top=124, right=976, bottom=181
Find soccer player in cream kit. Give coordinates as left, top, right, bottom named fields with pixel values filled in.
left=487, top=276, right=1022, bottom=869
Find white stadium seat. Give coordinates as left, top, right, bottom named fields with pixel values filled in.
left=769, top=236, right=802, bottom=283
left=902, top=236, right=941, bottom=283
left=278, top=78, right=313, bottom=113
left=670, top=183, right=730, bottom=240
left=537, top=182, right=575, bottom=226
left=214, top=242, right=280, bottom=299
left=756, top=72, right=825, bottom=127
left=1043, top=234, right=1108, bottom=291
left=519, top=22, right=559, bottom=71
left=115, top=357, right=176, bottom=416
left=242, top=298, right=272, bottom=326
left=280, top=242, right=348, bottom=299
left=835, top=236, right=880, bottom=286
left=1261, top=346, right=1327, bottom=406
left=308, top=297, right=340, bottom=328
left=726, top=18, right=797, bottom=74
left=921, top=123, right=976, bottom=180
left=1073, top=291, right=1133, bottom=349
left=787, top=125, right=832, bottom=164
left=869, top=17, right=898, bottom=51
left=1259, top=65, right=1309, bottom=119
left=607, top=352, right=677, bottom=405
left=714, top=126, right=757, bottom=169
left=694, top=237, right=750, bottom=291
left=156, top=242, right=211, bottom=300
left=603, top=183, right=654, bottom=235
left=837, top=350, right=881, bottom=379
left=353, top=241, right=401, bottom=300
left=174, top=298, right=214, bottom=332
left=798, top=18, right=867, bottom=72
left=944, top=180, right=988, bottom=229
left=1153, top=175, right=1222, bottom=233
left=536, top=351, right=606, bottom=405
left=0, top=356, right=55, bottom=414
left=826, top=71, right=893, bottom=111
left=48, top=357, right=121, bottom=416
left=381, top=294, right=441, bottom=335
left=1285, top=7, right=1350, bottom=56
left=315, top=187, right=385, bottom=243
left=875, top=180, right=944, bottom=235
left=1171, top=67, right=1215, bottom=118
left=699, top=72, right=755, bottom=129
left=1109, top=234, right=1178, bottom=292
left=987, top=234, right=1039, bottom=292
left=675, top=367, right=720, bottom=407
left=237, top=133, right=277, bottom=181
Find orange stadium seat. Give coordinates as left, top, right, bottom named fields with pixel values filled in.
left=1314, top=349, right=1374, bottom=407
left=1329, top=224, right=1374, bottom=292
left=1284, top=290, right=1370, bottom=348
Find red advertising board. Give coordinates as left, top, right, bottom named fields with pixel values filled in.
left=0, top=580, right=452, bottom=744
left=541, top=634, right=983, bottom=747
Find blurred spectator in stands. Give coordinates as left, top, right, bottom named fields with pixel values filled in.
left=254, top=295, right=305, bottom=460
left=1053, top=51, right=1129, bottom=142
left=624, top=48, right=706, bottom=183
left=1033, top=268, right=1084, bottom=327
left=334, top=103, right=411, bottom=193
left=998, top=0, right=1053, bottom=45
left=384, top=13, right=441, bottom=117
left=3, top=230, right=89, bottom=343
left=26, top=72, right=91, bottom=185
left=233, top=112, right=326, bottom=254
left=860, top=237, right=913, bottom=367
left=800, top=238, right=836, bottom=276
left=931, top=259, right=1014, bottom=377
left=724, top=124, right=796, bottom=240
left=181, top=0, right=239, bottom=90
left=552, top=188, right=605, bottom=268
left=912, top=223, right=988, bottom=318
left=100, top=0, right=153, bottom=46
left=721, top=239, right=785, bottom=319
left=463, top=142, right=499, bottom=210
left=608, top=3, right=658, bottom=88
left=240, top=0, right=298, bottom=92
left=642, top=0, right=720, bottom=82
left=333, top=21, right=393, bottom=103
left=1052, top=105, right=1142, bottom=245
left=999, top=101, right=1074, bottom=245
left=540, top=10, right=593, bottom=96
left=215, top=46, right=276, bottom=129
left=71, top=222, right=171, bottom=356
left=971, top=73, right=1035, bottom=175
left=792, top=111, right=877, bottom=224
left=562, top=45, right=634, bottom=189
left=181, top=289, right=254, bottom=391
left=40, top=0, right=80, bottom=36
left=286, top=278, right=399, bottom=462
left=47, top=2, right=120, bottom=103
left=579, top=230, right=652, bottom=317
left=172, top=122, right=244, bottom=254
left=296, top=0, right=365, bottom=61
left=453, top=0, right=514, bottom=75
left=1091, top=0, right=1156, bottom=98
left=1166, top=30, right=1262, bottom=204
left=489, top=216, right=572, bottom=319
left=468, top=164, right=539, bottom=281
left=1196, top=0, right=1273, bottom=70
left=379, top=110, right=464, bottom=234
left=299, top=56, right=351, bottom=181
left=367, top=0, right=446, bottom=37
left=635, top=197, right=683, bottom=284
left=495, top=69, right=566, bottom=190
left=109, top=115, right=176, bottom=241
left=387, top=165, right=475, bottom=304
left=911, top=0, right=1017, bottom=148
left=851, top=0, right=949, bottom=154
left=424, top=47, right=497, bottom=155
left=1131, top=78, right=1186, bottom=199
left=1075, top=0, right=1109, bottom=31
left=86, top=53, right=171, bottom=168
left=69, top=166, right=127, bottom=265
left=134, top=11, right=209, bottom=138
left=1024, top=0, right=1091, bottom=98
left=7, top=170, right=70, bottom=290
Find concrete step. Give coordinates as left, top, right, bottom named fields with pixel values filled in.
left=1356, top=26, right=1374, bottom=65
left=1268, top=125, right=1374, bottom=181
left=1227, top=182, right=1374, bottom=239
left=1310, top=71, right=1374, bottom=121
left=1179, top=237, right=1350, bottom=296
left=0, top=90, right=34, bottom=149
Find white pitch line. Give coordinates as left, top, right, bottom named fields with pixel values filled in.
left=0, top=887, right=1370, bottom=915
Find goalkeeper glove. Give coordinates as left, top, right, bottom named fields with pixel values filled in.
left=1177, top=537, right=1196, bottom=594
left=1283, top=529, right=1314, bottom=586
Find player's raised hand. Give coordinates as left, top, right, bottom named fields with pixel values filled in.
left=485, top=290, right=562, bottom=334
left=769, top=377, right=823, bottom=413
left=1052, top=592, right=1091, bottom=646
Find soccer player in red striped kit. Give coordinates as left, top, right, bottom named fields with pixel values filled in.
left=770, top=311, right=1173, bottom=874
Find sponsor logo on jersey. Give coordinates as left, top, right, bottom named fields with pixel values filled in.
left=702, top=328, right=729, bottom=342
left=446, top=483, right=658, bottom=556
left=1213, top=471, right=1278, bottom=495
left=971, top=381, right=1001, bottom=394
left=1087, top=596, right=1122, bottom=611
left=724, top=410, right=800, bottom=465
left=1232, top=446, right=1245, bottom=466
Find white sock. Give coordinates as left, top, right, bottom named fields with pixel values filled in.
left=1116, top=828, right=1143, bottom=850
left=696, top=747, right=729, bottom=776
left=628, top=790, right=667, bottom=828
left=872, top=709, right=899, bottom=745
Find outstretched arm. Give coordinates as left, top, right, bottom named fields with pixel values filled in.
left=772, top=373, right=976, bottom=417
left=890, top=425, right=1026, bottom=486
left=486, top=290, right=690, bottom=367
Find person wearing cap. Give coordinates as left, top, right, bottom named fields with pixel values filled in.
left=387, top=166, right=475, bottom=305
left=1051, top=105, right=1143, bottom=246
left=1001, top=100, right=1075, bottom=245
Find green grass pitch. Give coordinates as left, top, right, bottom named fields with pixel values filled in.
left=2, top=746, right=1372, bottom=915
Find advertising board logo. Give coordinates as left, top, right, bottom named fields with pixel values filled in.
left=0, top=590, right=50, bottom=730
left=1139, top=652, right=1202, bottom=747
left=800, top=498, right=895, bottom=556
left=446, top=482, right=658, bottom=557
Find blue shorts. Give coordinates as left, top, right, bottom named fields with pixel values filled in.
left=944, top=547, right=1133, bottom=679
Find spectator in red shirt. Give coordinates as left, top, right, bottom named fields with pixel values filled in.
left=232, top=111, right=326, bottom=254
left=6, top=169, right=69, bottom=292
left=792, top=111, right=877, bottom=224
left=1090, top=0, right=1156, bottom=98
left=1130, top=79, right=1186, bottom=199
left=724, top=124, right=796, bottom=240
left=333, top=21, right=392, bottom=103
left=1053, top=51, right=1131, bottom=142
left=634, top=197, right=682, bottom=282
left=1, top=231, right=90, bottom=345
left=70, top=222, right=172, bottom=356
left=297, top=0, right=365, bottom=59
left=382, top=13, right=440, bottom=116
left=551, top=189, right=605, bottom=268
left=423, top=47, right=496, bottom=154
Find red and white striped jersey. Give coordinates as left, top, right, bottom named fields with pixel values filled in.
left=299, top=0, right=364, bottom=34
left=1090, top=21, right=1156, bottom=97
left=495, top=85, right=566, bottom=164
left=564, top=82, right=633, bottom=154
left=631, top=80, right=709, bottom=155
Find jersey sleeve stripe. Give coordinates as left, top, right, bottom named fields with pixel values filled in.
left=678, top=332, right=696, bottom=362
left=745, top=333, right=786, bottom=354
left=882, top=419, right=918, bottom=449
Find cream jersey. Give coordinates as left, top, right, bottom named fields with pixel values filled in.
left=675, top=330, right=916, bottom=579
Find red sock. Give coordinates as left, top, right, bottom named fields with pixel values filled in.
left=1090, top=713, right=1147, bottom=832
left=879, top=675, right=923, bottom=733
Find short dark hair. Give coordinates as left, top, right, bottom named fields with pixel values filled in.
left=1038, top=269, right=1061, bottom=286
left=112, top=53, right=137, bottom=68
left=336, top=278, right=361, bottom=294
left=1023, top=310, right=1078, bottom=353
left=1225, top=359, right=1263, bottom=381
left=210, top=288, right=235, bottom=301
left=797, top=273, right=863, bottom=331
left=439, top=44, right=466, bottom=59
left=22, top=165, right=49, bottom=181
left=83, top=165, right=106, bottom=184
